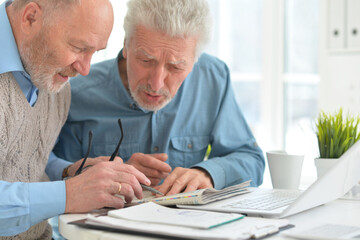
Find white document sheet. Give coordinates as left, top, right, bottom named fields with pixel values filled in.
left=85, top=204, right=289, bottom=240
left=108, top=202, right=243, bottom=229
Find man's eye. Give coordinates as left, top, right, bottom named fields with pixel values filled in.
left=72, top=45, right=86, bottom=52
left=169, top=65, right=183, bottom=72
left=139, top=59, right=153, bottom=65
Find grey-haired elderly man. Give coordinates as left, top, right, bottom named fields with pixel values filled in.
left=54, top=0, right=265, bottom=197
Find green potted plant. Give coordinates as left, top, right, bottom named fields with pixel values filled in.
left=314, top=108, right=360, bottom=178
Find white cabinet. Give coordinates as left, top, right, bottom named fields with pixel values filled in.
left=328, top=0, right=360, bottom=51
left=320, top=0, right=360, bottom=116
left=328, top=0, right=345, bottom=49
left=347, top=0, right=360, bottom=49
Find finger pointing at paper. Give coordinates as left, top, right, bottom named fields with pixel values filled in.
left=127, top=153, right=172, bottom=186
left=157, top=167, right=214, bottom=196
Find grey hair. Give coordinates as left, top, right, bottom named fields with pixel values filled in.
left=123, top=0, right=212, bottom=59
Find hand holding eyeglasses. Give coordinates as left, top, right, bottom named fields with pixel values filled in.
left=72, top=119, right=123, bottom=176
left=63, top=119, right=152, bottom=212
left=64, top=156, right=114, bottom=178
left=64, top=161, right=150, bottom=213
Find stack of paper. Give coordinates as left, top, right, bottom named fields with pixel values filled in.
left=79, top=202, right=289, bottom=240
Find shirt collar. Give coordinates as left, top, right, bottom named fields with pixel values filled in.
left=0, top=1, right=27, bottom=75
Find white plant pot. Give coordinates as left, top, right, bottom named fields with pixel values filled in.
left=314, top=158, right=339, bottom=179
left=315, top=157, right=360, bottom=200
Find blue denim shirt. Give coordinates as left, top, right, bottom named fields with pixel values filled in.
left=53, top=52, right=265, bottom=189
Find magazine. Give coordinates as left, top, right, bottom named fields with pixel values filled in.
left=130, top=180, right=251, bottom=206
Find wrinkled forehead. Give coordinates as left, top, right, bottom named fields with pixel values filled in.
left=135, top=48, right=188, bottom=67
left=129, top=25, right=197, bottom=60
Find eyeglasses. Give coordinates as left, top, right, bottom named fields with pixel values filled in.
left=73, top=118, right=164, bottom=195
left=75, top=118, right=124, bottom=176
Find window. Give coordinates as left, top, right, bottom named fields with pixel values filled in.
left=205, top=0, right=320, bottom=188
left=204, top=1, right=320, bottom=187
left=203, top=0, right=264, bottom=132
left=284, top=0, right=320, bottom=187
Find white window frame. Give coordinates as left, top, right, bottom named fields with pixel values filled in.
left=261, top=0, right=286, bottom=151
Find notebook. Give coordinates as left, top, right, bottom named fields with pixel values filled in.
left=177, top=140, right=360, bottom=218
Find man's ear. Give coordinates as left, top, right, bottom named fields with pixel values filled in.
left=122, top=39, right=127, bottom=58
left=20, top=2, right=43, bottom=35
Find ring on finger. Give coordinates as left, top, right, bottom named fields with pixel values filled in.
left=117, top=183, right=122, bottom=194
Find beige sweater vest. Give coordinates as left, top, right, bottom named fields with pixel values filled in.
left=0, top=73, right=71, bottom=240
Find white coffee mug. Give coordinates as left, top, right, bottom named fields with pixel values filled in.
left=266, top=151, right=304, bottom=190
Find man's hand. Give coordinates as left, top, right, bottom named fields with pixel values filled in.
left=65, top=161, right=151, bottom=213
left=126, top=153, right=171, bottom=186
left=156, top=167, right=214, bottom=195
left=66, top=156, right=118, bottom=177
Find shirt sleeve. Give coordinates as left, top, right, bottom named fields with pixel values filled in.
left=0, top=181, right=66, bottom=236
left=45, top=152, right=72, bottom=181
left=192, top=61, right=265, bottom=189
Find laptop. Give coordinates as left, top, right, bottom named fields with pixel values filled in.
left=177, top=141, right=360, bottom=218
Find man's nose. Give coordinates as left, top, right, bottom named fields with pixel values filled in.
left=148, top=66, right=167, bottom=92
left=72, top=54, right=92, bottom=76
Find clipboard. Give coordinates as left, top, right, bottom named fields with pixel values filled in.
left=69, top=208, right=293, bottom=240
left=70, top=218, right=294, bottom=240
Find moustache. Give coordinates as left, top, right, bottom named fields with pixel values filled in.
left=58, top=68, right=79, bottom=78
left=138, top=84, right=170, bottom=97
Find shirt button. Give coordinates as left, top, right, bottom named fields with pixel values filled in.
left=187, top=143, right=193, bottom=149
left=129, top=103, right=139, bottom=110
left=154, top=146, right=159, bottom=152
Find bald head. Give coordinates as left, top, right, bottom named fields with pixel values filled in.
left=12, top=0, right=113, bottom=28
left=60, top=0, right=114, bottom=43
left=11, top=0, right=81, bottom=18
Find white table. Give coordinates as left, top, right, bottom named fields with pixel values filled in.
left=59, top=198, right=360, bottom=240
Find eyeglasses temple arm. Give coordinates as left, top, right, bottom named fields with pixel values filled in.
left=109, top=119, right=124, bottom=161
left=75, top=131, right=93, bottom=176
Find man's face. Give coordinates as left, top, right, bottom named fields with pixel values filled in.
left=19, top=27, right=78, bottom=93
left=19, top=1, right=113, bottom=93
left=123, top=26, right=197, bottom=111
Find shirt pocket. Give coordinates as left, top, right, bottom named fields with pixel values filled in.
left=169, top=136, right=210, bottom=168
left=92, top=142, right=139, bottom=161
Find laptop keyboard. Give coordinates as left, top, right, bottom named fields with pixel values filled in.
left=221, top=190, right=301, bottom=210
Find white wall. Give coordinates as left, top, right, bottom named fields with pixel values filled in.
left=320, top=54, right=360, bottom=114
